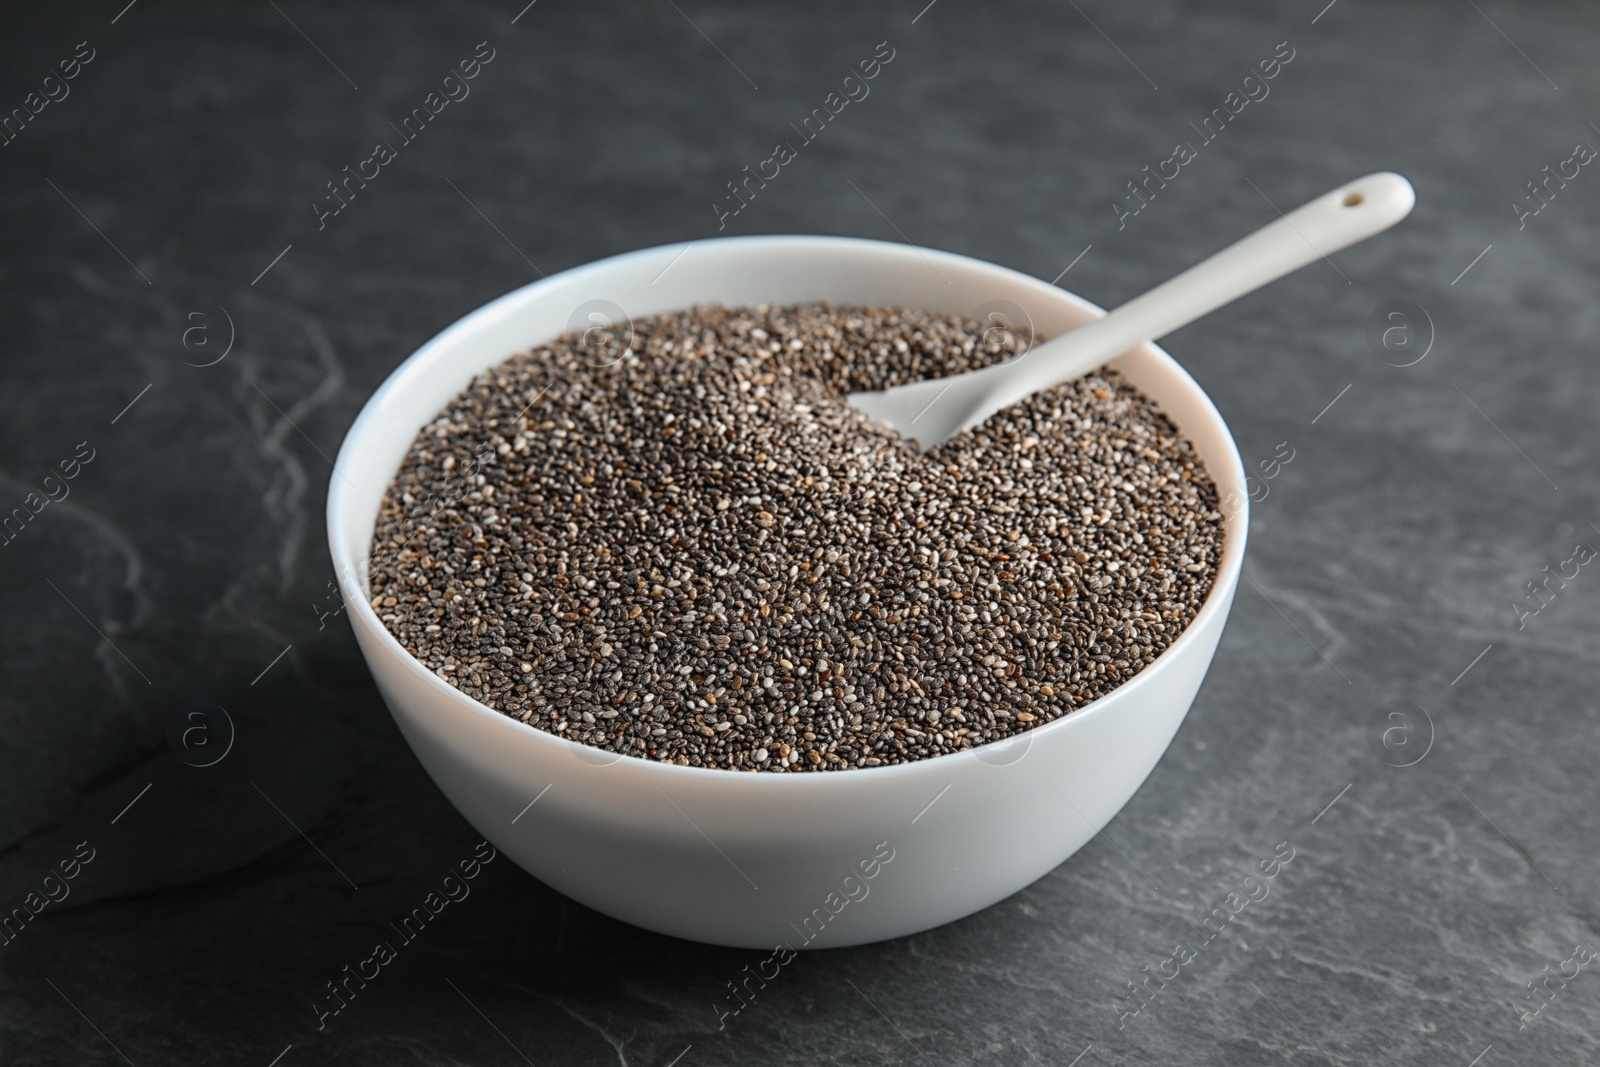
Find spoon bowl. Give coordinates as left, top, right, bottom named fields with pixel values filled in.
left=328, top=235, right=1249, bottom=948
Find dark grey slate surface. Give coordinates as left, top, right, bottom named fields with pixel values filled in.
left=2, top=1, right=1597, bottom=1063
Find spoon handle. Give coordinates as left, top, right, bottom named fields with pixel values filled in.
left=986, top=172, right=1415, bottom=416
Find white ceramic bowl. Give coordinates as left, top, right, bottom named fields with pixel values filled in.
left=328, top=236, right=1247, bottom=949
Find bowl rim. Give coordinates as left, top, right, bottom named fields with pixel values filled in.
left=328, top=233, right=1248, bottom=787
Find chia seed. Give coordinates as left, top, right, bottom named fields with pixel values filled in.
left=368, top=303, right=1224, bottom=771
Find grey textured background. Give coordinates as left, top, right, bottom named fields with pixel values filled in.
left=2, top=1, right=1598, bottom=1064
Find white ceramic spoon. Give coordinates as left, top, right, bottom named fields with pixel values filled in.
left=848, top=172, right=1416, bottom=448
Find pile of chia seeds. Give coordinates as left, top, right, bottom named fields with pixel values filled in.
left=368, top=303, right=1223, bottom=772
